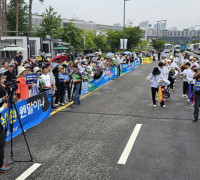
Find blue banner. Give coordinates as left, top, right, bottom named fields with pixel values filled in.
left=81, top=60, right=141, bottom=95
left=135, top=59, right=141, bottom=68
left=87, top=66, right=119, bottom=93
left=121, top=62, right=135, bottom=73
left=1, top=91, right=51, bottom=141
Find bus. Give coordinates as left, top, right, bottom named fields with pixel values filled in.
left=164, top=44, right=173, bottom=53
left=194, top=43, right=200, bottom=55
left=186, top=44, right=195, bottom=52
left=174, top=45, right=181, bottom=53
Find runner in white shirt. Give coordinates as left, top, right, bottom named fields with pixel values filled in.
left=174, top=54, right=179, bottom=64
left=158, top=62, right=170, bottom=87
left=146, top=67, right=166, bottom=107
left=180, top=62, right=193, bottom=97
left=41, top=66, right=51, bottom=91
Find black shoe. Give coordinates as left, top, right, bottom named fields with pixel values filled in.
left=192, top=117, right=198, bottom=122
left=51, top=106, right=56, bottom=109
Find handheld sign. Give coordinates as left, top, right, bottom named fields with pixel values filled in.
left=26, top=74, right=38, bottom=85
left=58, top=74, right=69, bottom=82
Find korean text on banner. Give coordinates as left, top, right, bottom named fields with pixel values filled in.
left=1, top=91, right=51, bottom=141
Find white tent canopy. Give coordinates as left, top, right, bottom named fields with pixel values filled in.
left=0, top=44, right=26, bottom=51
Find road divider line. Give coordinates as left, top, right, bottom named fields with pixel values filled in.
left=117, top=124, right=142, bottom=165
left=16, top=163, right=41, bottom=180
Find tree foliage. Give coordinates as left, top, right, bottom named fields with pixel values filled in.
left=191, top=40, right=200, bottom=44
left=138, top=39, right=149, bottom=50
left=106, top=29, right=122, bottom=52
left=93, top=32, right=108, bottom=51
left=7, top=0, right=29, bottom=35
left=34, top=6, right=62, bottom=38
left=125, top=26, right=143, bottom=50
left=62, top=22, right=84, bottom=50
left=83, top=30, right=96, bottom=49
left=150, top=38, right=166, bottom=50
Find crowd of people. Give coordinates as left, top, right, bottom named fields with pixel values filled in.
left=146, top=51, right=200, bottom=122
left=0, top=50, right=149, bottom=110
left=0, top=49, right=151, bottom=172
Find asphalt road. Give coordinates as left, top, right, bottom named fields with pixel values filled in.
left=2, top=61, right=200, bottom=180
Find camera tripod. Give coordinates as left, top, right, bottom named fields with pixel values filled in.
left=5, top=91, right=33, bottom=165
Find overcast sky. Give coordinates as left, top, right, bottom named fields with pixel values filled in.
left=28, top=0, right=200, bottom=30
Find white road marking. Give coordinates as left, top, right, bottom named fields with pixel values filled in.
left=117, top=124, right=142, bottom=165
left=16, top=163, right=41, bottom=180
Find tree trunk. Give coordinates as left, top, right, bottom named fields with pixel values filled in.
left=0, top=0, right=2, bottom=36
left=16, top=0, right=19, bottom=36
left=4, top=0, right=7, bottom=35
left=29, top=0, right=33, bottom=36
left=2, top=0, right=5, bottom=35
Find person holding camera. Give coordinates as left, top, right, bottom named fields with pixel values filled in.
left=0, top=74, right=10, bottom=172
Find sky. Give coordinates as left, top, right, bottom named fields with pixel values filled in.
left=26, top=0, right=200, bottom=30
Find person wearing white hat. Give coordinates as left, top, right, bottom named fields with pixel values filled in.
left=16, top=67, right=30, bottom=101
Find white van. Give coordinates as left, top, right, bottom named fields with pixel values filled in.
left=174, top=45, right=181, bottom=52
left=186, top=44, right=194, bottom=52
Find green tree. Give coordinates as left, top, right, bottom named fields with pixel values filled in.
left=150, top=38, right=166, bottom=50
left=34, top=6, right=62, bottom=38
left=62, top=22, right=83, bottom=50
left=138, top=39, right=149, bottom=50
left=106, top=29, right=122, bottom=52
left=93, top=32, right=108, bottom=51
left=7, top=0, right=29, bottom=36
left=82, top=30, right=96, bottom=49
left=191, top=40, right=200, bottom=44
left=125, top=26, right=143, bottom=50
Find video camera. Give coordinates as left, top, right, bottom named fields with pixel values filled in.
left=5, top=79, right=20, bottom=103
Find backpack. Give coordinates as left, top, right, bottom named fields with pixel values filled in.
left=194, top=81, right=200, bottom=92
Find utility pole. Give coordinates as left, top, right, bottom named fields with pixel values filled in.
left=123, top=0, right=130, bottom=51
left=0, top=0, right=2, bottom=37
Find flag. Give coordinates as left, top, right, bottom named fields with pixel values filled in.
left=158, top=86, right=164, bottom=103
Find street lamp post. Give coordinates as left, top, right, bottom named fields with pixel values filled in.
left=123, top=0, right=130, bottom=51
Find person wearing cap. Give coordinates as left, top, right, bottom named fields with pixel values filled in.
left=4, top=63, right=16, bottom=83
left=16, top=67, right=30, bottom=101
left=193, top=66, right=200, bottom=122
left=55, top=65, right=67, bottom=106
left=70, top=65, right=83, bottom=108
left=24, top=63, right=32, bottom=74
left=180, top=62, right=193, bottom=97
